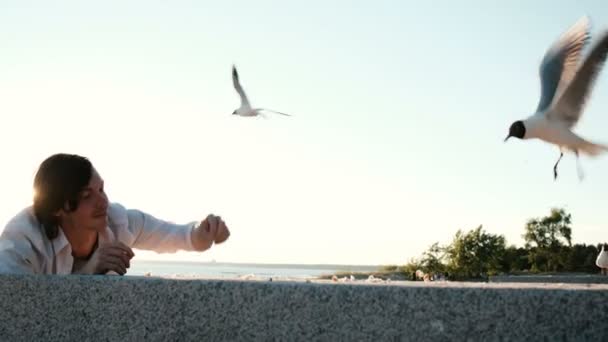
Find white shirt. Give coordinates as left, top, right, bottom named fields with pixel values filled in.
left=0, top=202, right=198, bottom=274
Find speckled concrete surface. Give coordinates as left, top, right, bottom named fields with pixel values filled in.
left=0, top=275, right=607, bottom=341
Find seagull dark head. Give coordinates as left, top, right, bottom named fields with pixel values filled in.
left=505, top=120, right=526, bottom=142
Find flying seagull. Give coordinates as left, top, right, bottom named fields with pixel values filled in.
left=504, top=16, right=608, bottom=180
left=231, top=65, right=291, bottom=118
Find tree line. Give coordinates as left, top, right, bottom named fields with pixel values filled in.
left=387, top=208, right=606, bottom=280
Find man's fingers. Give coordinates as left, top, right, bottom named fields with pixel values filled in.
left=102, top=247, right=132, bottom=268
left=200, top=214, right=230, bottom=244
left=207, top=214, right=219, bottom=236
left=200, top=217, right=209, bottom=231
left=99, top=259, right=127, bottom=275
left=104, top=246, right=133, bottom=260
left=101, top=254, right=130, bottom=271
left=215, top=220, right=230, bottom=244
left=100, top=243, right=134, bottom=259
left=112, top=242, right=135, bottom=258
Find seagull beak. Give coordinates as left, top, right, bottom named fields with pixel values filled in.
left=504, top=135, right=511, bottom=143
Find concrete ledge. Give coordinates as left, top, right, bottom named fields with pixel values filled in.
left=1, top=275, right=607, bottom=341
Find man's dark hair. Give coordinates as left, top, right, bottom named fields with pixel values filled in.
left=33, top=153, right=93, bottom=239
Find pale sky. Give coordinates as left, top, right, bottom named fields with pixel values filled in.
left=1, top=1, right=608, bottom=265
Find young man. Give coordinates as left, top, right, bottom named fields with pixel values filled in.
left=0, top=153, right=230, bottom=275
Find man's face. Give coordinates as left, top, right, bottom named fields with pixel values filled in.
left=58, top=168, right=109, bottom=233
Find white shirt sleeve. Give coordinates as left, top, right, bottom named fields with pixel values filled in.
left=0, top=237, right=41, bottom=274
left=125, top=209, right=197, bottom=253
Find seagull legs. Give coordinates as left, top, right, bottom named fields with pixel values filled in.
left=254, top=109, right=269, bottom=120
left=553, top=149, right=585, bottom=181
left=575, top=150, right=585, bottom=181
left=553, top=151, right=563, bottom=180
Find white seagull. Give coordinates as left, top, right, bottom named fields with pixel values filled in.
left=504, top=16, right=608, bottom=180
left=596, top=244, right=608, bottom=275
left=231, top=64, right=291, bottom=118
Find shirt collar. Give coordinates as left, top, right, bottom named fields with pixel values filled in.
left=52, top=224, right=114, bottom=274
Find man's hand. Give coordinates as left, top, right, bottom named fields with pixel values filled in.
left=191, top=214, right=230, bottom=251
left=75, top=242, right=134, bottom=275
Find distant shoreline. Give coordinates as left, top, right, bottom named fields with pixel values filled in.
left=133, top=259, right=382, bottom=272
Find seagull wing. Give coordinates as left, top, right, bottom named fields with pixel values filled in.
left=536, top=16, right=591, bottom=113
left=232, top=65, right=251, bottom=108
left=256, top=108, right=292, bottom=116
left=551, top=30, right=608, bottom=127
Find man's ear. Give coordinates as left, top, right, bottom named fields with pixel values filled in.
left=54, top=203, right=70, bottom=218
